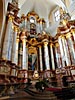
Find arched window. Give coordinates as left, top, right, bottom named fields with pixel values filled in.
left=54, top=10, right=60, bottom=22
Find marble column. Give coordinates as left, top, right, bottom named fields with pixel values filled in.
left=25, top=17, right=27, bottom=29
left=26, top=46, right=28, bottom=70
left=38, top=45, right=43, bottom=71
left=2, top=15, right=14, bottom=60
left=40, top=22, right=42, bottom=31
left=11, top=27, right=18, bottom=64
left=61, top=36, right=71, bottom=66
left=15, top=35, right=19, bottom=65
left=71, top=29, right=75, bottom=41
left=50, top=43, right=55, bottom=70
left=37, top=22, right=41, bottom=33
left=66, top=32, right=75, bottom=64
left=58, top=36, right=65, bottom=67
left=55, top=43, right=61, bottom=68
left=0, top=14, right=6, bottom=57
left=22, top=36, right=27, bottom=70
left=43, top=41, right=50, bottom=70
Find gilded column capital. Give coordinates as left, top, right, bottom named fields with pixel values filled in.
left=71, top=29, right=75, bottom=34
left=44, top=41, right=48, bottom=46
left=16, top=38, right=19, bottom=43
left=22, top=39, right=27, bottom=44
left=59, top=35, right=63, bottom=38
left=50, top=43, right=53, bottom=47
left=66, top=32, right=71, bottom=38
left=8, top=14, right=14, bottom=22
left=38, top=45, right=42, bottom=48
left=55, top=42, right=59, bottom=47
left=61, top=35, right=65, bottom=40
left=16, top=35, right=19, bottom=42
left=21, top=31, right=27, bottom=41
left=14, top=26, right=19, bottom=32
left=21, top=35, right=27, bottom=40
left=21, top=36, right=27, bottom=45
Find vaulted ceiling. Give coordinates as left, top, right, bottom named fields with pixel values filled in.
left=1, top=0, right=69, bottom=37
left=18, top=0, right=67, bottom=37
left=18, top=0, right=66, bottom=21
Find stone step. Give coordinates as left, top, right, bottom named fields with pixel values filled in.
left=25, top=89, right=56, bottom=97
left=31, top=96, right=57, bottom=100
left=0, top=87, right=59, bottom=100
left=34, top=92, right=55, bottom=97
left=27, top=88, right=54, bottom=95
left=35, top=94, right=55, bottom=97
left=11, top=95, right=57, bottom=100
left=0, top=94, right=58, bottom=100
left=0, top=96, right=10, bottom=100
left=24, top=89, right=57, bottom=100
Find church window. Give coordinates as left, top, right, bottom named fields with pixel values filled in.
left=54, top=10, right=60, bottom=21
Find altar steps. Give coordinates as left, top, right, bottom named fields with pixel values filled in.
left=0, top=89, right=58, bottom=100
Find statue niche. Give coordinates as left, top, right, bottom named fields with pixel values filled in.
left=28, top=46, right=37, bottom=71
left=30, top=23, right=36, bottom=35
